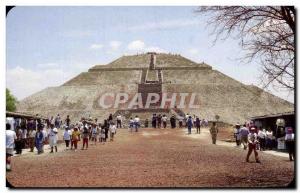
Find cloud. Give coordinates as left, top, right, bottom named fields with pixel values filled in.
left=127, top=40, right=145, bottom=51
left=127, top=40, right=166, bottom=54
left=109, top=41, right=122, bottom=51
left=6, top=66, right=76, bottom=100
left=127, top=18, right=200, bottom=31
left=90, top=44, right=103, bottom=50
left=188, top=48, right=199, bottom=55
left=145, top=46, right=166, bottom=53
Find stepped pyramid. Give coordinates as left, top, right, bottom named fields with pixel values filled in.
left=17, top=52, right=293, bottom=124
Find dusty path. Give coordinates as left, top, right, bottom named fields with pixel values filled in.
left=7, top=128, right=294, bottom=188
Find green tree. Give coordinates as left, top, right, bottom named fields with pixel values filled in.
left=6, top=88, right=17, bottom=112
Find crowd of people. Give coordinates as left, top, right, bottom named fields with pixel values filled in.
left=233, top=122, right=295, bottom=162
left=6, top=114, right=120, bottom=171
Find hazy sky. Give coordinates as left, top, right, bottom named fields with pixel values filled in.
left=6, top=6, right=294, bottom=103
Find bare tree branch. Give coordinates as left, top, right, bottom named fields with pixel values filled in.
left=196, top=6, right=295, bottom=92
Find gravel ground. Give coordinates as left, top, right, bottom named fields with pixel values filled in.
left=6, top=127, right=294, bottom=188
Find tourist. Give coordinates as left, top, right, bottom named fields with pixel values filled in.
left=55, top=114, right=61, bottom=129
left=65, top=115, right=71, bottom=127
left=257, top=128, right=266, bottom=151
left=246, top=127, right=260, bottom=163
left=100, top=125, right=106, bottom=143
left=170, top=115, right=176, bottom=128
left=187, top=116, right=193, bottom=134
left=104, top=120, right=109, bottom=141
left=144, top=119, right=149, bottom=128
left=129, top=117, right=134, bottom=132
left=109, top=122, right=117, bottom=141
left=28, top=128, right=36, bottom=152
left=152, top=114, right=157, bottom=128
left=63, top=126, right=72, bottom=150
left=15, top=126, right=23, bottom=154
left=162, top=115, right=167, bottom=128
left=134, top=115, right=140, bottom=132
left=35, top=124, right=44, bottom=154
left=193, top=115, right=196, bottom=126
left=21, top=126, right=28, bottom=149
left=42, top=123, right=49, bottom=153
left=116, top=114, right=122, bottom=128
left=6, top=117, right=15, bottom=131
left=48, top=124, right=58, bottom=153
left=157, top=114, right=162, bottom=128
left=91, top=124, right=98, bottom=145
left=50, top=116, right=55, bottom=125
left=209, top=122, right=218, bottom=144
left=88, top=115, right=93, bottom=122
left=201, top=119, right=205, bottom=128
left=88, top=125, right=93, bottom=140
left=71, top=127, right=80, bottom=151
left=6, top=123, right=17, bottom=171
left=82, top=125, right=89, bottom=150
left=108, top=114, right=113, bottom=123
left=233, top=123, right=241, bottom=146
left=240, top=124, right=249, bottom=150
left=195, top=117, right=201, bottom=134
left=266, top=128, right=274, bottom=150
left=185, top=113, right=190, bottom=127
left=178, top=115, right=184, bottom=128
left=285, top=127, right=294, bottom=161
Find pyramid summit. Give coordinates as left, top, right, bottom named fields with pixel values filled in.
left=17, top=52, right=293, bottom=124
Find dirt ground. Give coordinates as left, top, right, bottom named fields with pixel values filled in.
left=6, top=127, right=294, bottom=188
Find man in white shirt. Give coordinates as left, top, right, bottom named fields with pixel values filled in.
left=116, top=114, right=122, bottom=128
left=6, top=123, right=17, bottom=171
left=63, top=127, right=72, bottom=150
left=6, top=117, right=15, bottom=131
left=134, top=116, right=140, bottom=132
left=246, top=127, right=260, bottom=163
left=162, top=115, right=168, bottom=128
left=48, top=124, right=58, bottom=153
left=177, top=115, right=184, bottom=128
left=257, top=128, right=266, bottom=151
left=109, top=123, right=117, bottom=141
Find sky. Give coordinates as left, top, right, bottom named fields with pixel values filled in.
left=6, top=6, right=294, bottom=103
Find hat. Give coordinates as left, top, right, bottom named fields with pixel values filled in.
left=250, top=127, right=256, bottom=131
left=236, top=123, right=240, bottom=126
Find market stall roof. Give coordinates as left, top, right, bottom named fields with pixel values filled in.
left=6, top=111, right=48, bottom=120
left=250, top=111, right=294, bottom=120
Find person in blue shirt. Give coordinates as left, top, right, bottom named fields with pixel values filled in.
left=35, top=124, right=44, bottom=154
left=187, top=116, right=193, bottom=134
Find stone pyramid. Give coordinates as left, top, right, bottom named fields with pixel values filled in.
left=17, top=52, right=293, bottom=124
